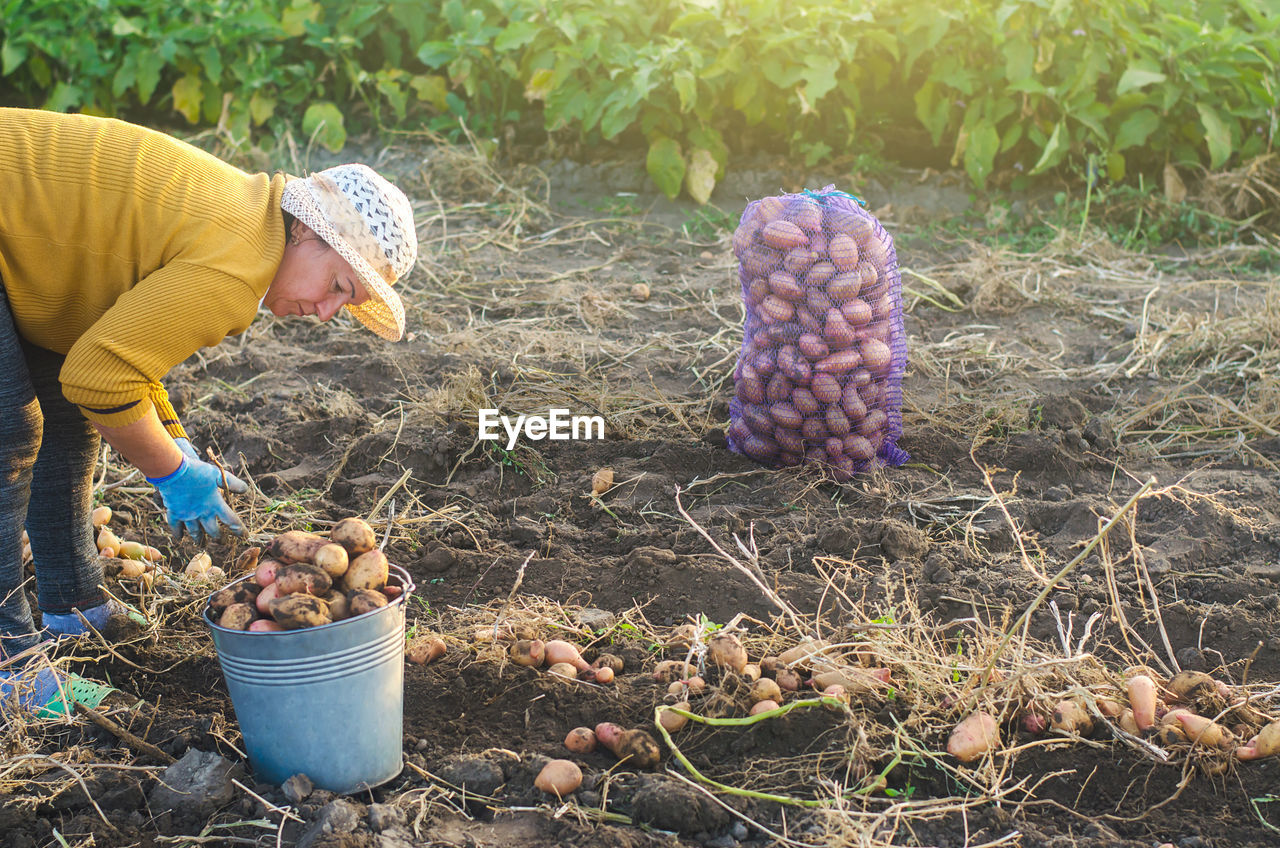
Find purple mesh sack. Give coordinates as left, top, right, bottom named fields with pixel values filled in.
left=727, top=185, right=908, bottom=480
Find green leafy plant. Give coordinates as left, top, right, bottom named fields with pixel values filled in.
left=2, top=0, right=1276, bottom=196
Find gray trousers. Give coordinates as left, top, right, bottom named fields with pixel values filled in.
left=0, top=279, right=103, bottom=657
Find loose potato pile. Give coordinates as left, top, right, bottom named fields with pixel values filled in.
left=86, top=505, right=165, bottom=582
left=505, top=635, right=619, bottom=684
left=729, top=188, right=907, bottom=479
left=208, top=517, right=402, bottom=633
left=513, top=623, right=1280, bottom=801
left=23, top=506, right=164, bottom=587
left=656, top=630, right=887, bottom=720
left=948, top=666, right=1280, bottom=768
left=517, top=629, right=886, bottom=797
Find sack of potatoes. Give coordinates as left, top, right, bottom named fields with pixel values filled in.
left=207, top=517, right=402, bottom=633
left=728, top=186, right=909, bottom=480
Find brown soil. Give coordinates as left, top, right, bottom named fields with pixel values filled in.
left=4, top=145, right=1280, bottom=848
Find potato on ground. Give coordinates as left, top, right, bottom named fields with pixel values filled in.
left=751, top=678, right=783, bottom=704
left=614, top=729, right=661, bottom=769
left=534, top=759, right=582, bottom=796
left=948, top=711, right=1000, bottom=762
left=547, top=661, right=578, bottom=680
left=406, top=637, right=446, bottom=665
left=592, top=653, right=624, bottom=674
left=707, top=632, right=748, bottom=673
left=510, top=639, right=546, bottom=667
left=658, top=702, right=690, bottom=732
left=269, top=594, right=332, bottom=630
left=564, top=727, right=596, bottom=754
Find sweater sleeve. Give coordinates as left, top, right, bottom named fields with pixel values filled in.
left=60, top=260, right=260, bottom=429
left=148, top=381, right=189, bottom=441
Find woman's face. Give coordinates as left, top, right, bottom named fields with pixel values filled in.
left=265, top=222, right=370, bottom=321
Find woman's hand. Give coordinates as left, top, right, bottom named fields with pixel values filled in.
left=147, top=450, right=247, bottom=541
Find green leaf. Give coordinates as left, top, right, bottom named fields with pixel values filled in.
left=281, top=2, right=320, bottom=37
left=801, top=55, right=839, bottom=106
left=673, top=70, right=697, bottom=113
left=43, top=81, right=81, bottom=113
left=135, top=51, right=163, bottom=104
left=1116, top=64, right=1167, bottom=95
left=249, top=91, right=276, bottom=125
left=28, top=54, right=50, bottom=89
left=963, top=121, right=999, bottom=188
left=112, top=61, right=136, bottom=100
left=495, top=21, right=538, bottom=52
left=1, top=38, right=28, bottom=76
left=171, top=75, right=203, bottom=124
left=111, top=15, right=141, bottom=37
left=303, top=101, right=347, bottom=152
left=686, top=125, right=727, bottom=175
left=416, top=41, right=456, bottom=68
left=1030, top=121, right=1067, bottom=175
left=410, top=74, right=449, bottom=111
left=732, top=74, right=758, bottom=112
left=684, top=147, right=717, bottom=205
left=646, top=136, right=685, bottom=200
left=1113, top=109, right=1158, bottom=151
left=1195, top=102, right=1232, bottom=168
left=375, top=70, right=409, bottom=121
left=1106, top=151, right=1126, bottom=182
left=1003, top=40, right=1034, bottom=83
left=599, top=88, right=640, bottom=140
left=669, top=11, right=717, bottom=32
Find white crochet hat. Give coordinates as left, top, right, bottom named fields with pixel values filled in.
left=281, top=164, right=417, bottom=341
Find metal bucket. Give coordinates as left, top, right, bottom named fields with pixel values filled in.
left=204, top=565, right=416, bottom=793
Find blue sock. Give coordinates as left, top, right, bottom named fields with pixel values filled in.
left=42, top=600, right=114, bottom=637
left=0, top=666, right=63, bottom=710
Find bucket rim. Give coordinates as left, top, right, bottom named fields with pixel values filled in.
left=203, top=563, right=416, bottom=635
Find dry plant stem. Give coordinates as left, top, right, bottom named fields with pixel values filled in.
left=74, top=702, right=175, bottom=764
left=367, top=467, right=414, bottom=525
left=673, top=485, right=805, bottom=632
left=0, top=754, right=117, bottom=831
left=970, top=449, right=1046, bottom=584
left=491, top=551, right=535, bottom=641
left=1134, top=544, right=1180, bottom=673
left=154, top=836, right=262, bottom=846
left=1098, top=532, right=1145, bottom=663
left=205, top=446, right=231, bottom=491
left=232, top=778, right=304, bottom=823
left=982, top=477, right=1156, bottom=681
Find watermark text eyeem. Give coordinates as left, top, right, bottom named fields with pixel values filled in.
left=478, top=408, right=605, bottom=450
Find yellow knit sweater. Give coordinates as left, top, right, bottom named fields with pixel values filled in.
left=0, top=107, right=288, bottom=437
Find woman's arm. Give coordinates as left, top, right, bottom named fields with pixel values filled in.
left=92, top=407, right=184, bottom=479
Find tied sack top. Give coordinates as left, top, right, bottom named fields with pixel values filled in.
left=0, top=107, right=288, bottom=437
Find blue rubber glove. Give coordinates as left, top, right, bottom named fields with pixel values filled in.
left=147, top=445, right=247, bottom=541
